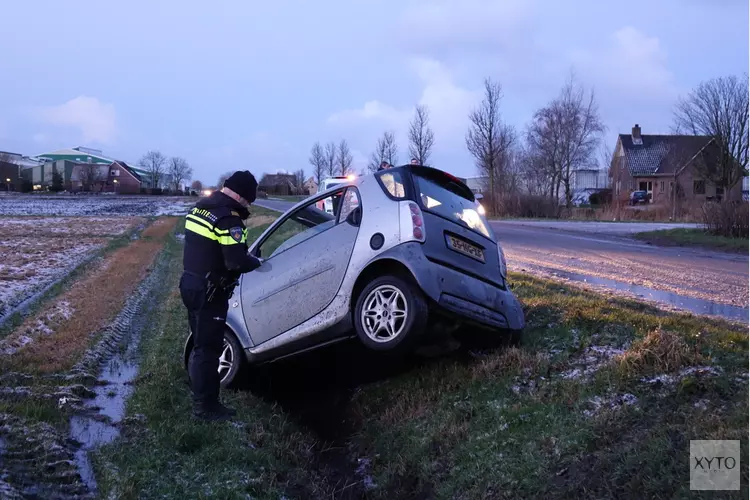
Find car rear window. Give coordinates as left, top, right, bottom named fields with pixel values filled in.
left=412, top=171, right=495, bottom=240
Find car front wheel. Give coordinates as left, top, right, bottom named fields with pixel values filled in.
left=353, top=275, right=428, bottom=352
left=188, top=330, right=245, bottom=388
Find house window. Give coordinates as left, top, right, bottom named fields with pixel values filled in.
left=111, top=169, right=120, bottom=176
left=693, top=180, right=706, bottom=195
left=660, top=181, right=665, bottom=192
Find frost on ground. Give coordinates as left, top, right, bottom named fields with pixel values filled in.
left=558, top=343, right=629, bottom=381
left=0, top=195, right=193, bottom=217
left=0, top=301, right=75, bottom=355
left=0, top=237, right=106, bottom=321
left=0, top=216, right=144, bottom=237
left=582, top=393, right=639, bottom=418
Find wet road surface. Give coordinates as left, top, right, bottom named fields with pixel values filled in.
left=491, top=221, right=748, bottom=320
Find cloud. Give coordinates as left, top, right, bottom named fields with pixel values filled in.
left=32, top=96, right=117, bottom=144
left=567, top=27, right=679, bottom=101
left=396, top=0, right=532, bottom=58
left=327, top=57, right=479, bottom=150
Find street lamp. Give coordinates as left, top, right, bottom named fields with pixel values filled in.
left=5, top=178, right=10, bottom=192
left=113, top=179, right=118, bottom=193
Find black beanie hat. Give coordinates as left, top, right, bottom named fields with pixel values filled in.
left=223, top=170, right=258, bottom=204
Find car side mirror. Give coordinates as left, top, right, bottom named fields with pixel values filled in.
left=345, top=207, right=362, bottom=226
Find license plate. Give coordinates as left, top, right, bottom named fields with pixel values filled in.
left=446, top=234, right=485, bottom=262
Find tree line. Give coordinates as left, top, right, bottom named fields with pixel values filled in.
left=137, top=150, right=194, bottom=193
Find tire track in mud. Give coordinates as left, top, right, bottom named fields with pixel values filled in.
left=0, top=233, right=172, bottom=499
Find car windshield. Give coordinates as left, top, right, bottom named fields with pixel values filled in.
left=412, top=170, right=495, bottom=240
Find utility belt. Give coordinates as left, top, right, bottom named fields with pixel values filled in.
left=185, top=270, right=239, bottom=303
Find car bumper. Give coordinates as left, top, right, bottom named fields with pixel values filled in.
left=369, top=242, right=525, bottom=331
left=429, top=262, right=525, bottom=331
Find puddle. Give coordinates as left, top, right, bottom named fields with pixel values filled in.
left=69, top=339, right=141, bottom=492
left=542, top=267, right=748, bottom=322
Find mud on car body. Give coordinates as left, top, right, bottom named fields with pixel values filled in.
left=185, top=164, right=525, bottom=386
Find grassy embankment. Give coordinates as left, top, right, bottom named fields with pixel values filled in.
left=92, top=207, right=748, bottom=499
left=634, top=228, right=749, bottom=253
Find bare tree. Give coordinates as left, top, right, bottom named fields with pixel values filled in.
left=368, top=130, right=399, bottom=172
left=337, top=139, right=353, bottom=176
left=294, top=168, right=306, bottom=194
left=525, top=74, right=605, bottom=207
left=191, top=180, right=203, bottom=192
left=466, top=78, right=517, bottom=215
left=408, top=104, right=435, bottom=165
left=324, top=142, right=337, bottom=177
left=217, top=170, right=234, bottom=188
left=168, top=156, right=192, bottom=192
left=138, top=150, right=167, bottom=189
left=79, top=163, right=106, bottom=191
left=673, top=73, right=749, bottom=190
left=308, top=142, right=327, bottom=186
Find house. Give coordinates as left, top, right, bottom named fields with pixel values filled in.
left=609, top=124, right=744, bottom=205
left=304, top=177, right=318, bottom=195
left=105, top=161, right=143, bottom=194
left=258, top=173, right=298, bottom=196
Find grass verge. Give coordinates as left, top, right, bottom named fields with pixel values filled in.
left=92, top=217, right=331, bottom=499
left=93, top=212, right=748, bottom=499
left=634, top=228, right=749, bottom=253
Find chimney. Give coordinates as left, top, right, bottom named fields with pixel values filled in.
left=632, top=124, right=641, bottom=140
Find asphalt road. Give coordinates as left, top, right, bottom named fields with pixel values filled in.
left=491, top=221, right=748, bottom=320
left=253, top=198, right=296, bottom=213
left=251, top=199, right=748, bottom=320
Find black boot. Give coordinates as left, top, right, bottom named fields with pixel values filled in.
left=193, top=401, right=237, bottom=421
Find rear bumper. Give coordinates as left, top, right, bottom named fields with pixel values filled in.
left=368, top=242, right=525, bottom=331
left=429, top=263, right=525, bottom=331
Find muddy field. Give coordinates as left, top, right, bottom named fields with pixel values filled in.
left=0, top=210, right=179, bottom=498
left=0, top=194, right=193, bottom=217
left=0, top=216, right=150, bottom=324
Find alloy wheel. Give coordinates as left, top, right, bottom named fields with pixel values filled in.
left=360, top=284, right=409, bottom=343
left=218, top=338, right=234, bottom=382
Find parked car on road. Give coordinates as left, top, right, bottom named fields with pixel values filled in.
left=185, top=164, right=526, bottom=387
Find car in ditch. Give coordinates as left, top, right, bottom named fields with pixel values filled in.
left=184, top=164, right=526, bottom=387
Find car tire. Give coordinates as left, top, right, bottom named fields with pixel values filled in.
left=354, top=275, right=428, bottom=352
left=188, top=329, right=245, bottom=389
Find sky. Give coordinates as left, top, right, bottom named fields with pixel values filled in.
left=1, top=0, right=747, bottom=184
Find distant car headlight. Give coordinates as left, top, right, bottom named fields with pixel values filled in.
left=497, top=242, right=507, bottom=277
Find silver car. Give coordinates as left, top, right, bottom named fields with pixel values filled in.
left=185, top=164, right=526, bottom=387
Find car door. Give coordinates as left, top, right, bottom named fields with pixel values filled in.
left=241, top=187, right=361, bottom=345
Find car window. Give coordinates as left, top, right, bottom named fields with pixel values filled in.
left=413, top=172, right=495, bottom=240
left=337, top=188, right=361, bottom=223
left=376, top=170, right=406, bottom=199
left=259, top=189, right=344, bottom=258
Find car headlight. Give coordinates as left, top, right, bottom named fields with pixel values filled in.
left=497, top=242, right=507, bottom=277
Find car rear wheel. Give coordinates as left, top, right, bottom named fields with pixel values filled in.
left=188, top=330, right=245, bottom=389
left=354, top=275, right=428, bottom=352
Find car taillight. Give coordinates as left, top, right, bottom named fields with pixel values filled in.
left=409, top=202, right=425, bottom=241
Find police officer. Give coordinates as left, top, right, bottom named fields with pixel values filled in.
left=180, top=170, right=262, bottom=421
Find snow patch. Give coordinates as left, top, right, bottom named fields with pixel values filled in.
left=583, top=393, right=639, bottom=418
left=640, top=365, right=723, bottom=386
left=559, top=344, right=627, bottom=380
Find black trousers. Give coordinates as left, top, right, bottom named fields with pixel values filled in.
left=179, top=272, right=230, bottom=406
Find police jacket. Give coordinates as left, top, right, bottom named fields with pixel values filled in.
left=182, top=191, right=261, bottom=278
